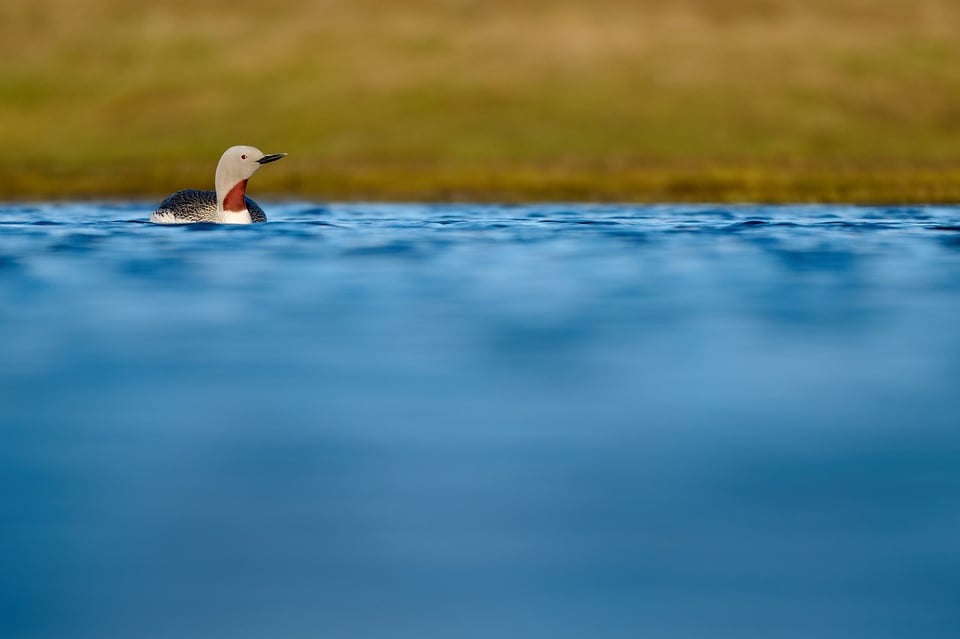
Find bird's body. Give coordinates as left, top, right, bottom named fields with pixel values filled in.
left=150, top=145, right=285, bottom=225
left=152, top=190, right=267, bottom=224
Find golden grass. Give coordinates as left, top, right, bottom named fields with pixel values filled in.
left=2, top=0, right=960, bottom=201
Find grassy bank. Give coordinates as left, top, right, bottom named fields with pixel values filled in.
left=2, top=0, right=960, bottom=202
left=5, top=160, right=960, bottom=205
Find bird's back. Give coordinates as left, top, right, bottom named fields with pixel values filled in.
left=151, top=190, right=267, bottom=224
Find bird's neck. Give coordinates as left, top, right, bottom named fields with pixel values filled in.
left=215, top=158, right=248, bottom=214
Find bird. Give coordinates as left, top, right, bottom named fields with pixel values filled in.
left=151, top=145, right=286, bottom=224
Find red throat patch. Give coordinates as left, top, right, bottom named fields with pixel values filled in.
left=222, top=180, right=248, bottom=212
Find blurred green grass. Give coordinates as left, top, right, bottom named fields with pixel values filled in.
left=3, top=0, right=960, bottom=202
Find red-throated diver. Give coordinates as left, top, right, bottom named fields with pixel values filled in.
left=150, top=146, right=286, bottom=224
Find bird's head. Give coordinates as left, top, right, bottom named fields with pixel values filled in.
left=218, top=145, right=287, bottom=182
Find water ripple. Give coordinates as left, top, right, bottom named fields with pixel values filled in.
left=1, top=202, right=960, bottom=639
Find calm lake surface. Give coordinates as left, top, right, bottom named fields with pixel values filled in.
left=2, top=202, right=959, bottom=639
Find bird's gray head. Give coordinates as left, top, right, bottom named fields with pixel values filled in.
left=217, top=145, right=286, bottom=183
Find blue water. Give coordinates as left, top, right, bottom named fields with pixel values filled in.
left=2, top=202, right=960, bottom=639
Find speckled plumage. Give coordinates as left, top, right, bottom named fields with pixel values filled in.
left=151, top=189, right=267, bottom=224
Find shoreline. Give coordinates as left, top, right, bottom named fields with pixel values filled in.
left=4, top=163, right=959, bottom=205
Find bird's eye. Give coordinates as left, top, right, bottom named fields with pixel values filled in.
left=241, top=154, right=248, bottom=160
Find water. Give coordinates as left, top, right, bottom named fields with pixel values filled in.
left=2, top=202, right=959, bottom=639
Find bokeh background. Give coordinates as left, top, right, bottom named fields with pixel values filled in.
left=3, top=0, right=960, bottom=201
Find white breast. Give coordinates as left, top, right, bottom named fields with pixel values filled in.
left=219, top=209, right=253, bottom=224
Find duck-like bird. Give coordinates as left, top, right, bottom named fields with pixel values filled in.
left=151, top=146, right=286, bottom=224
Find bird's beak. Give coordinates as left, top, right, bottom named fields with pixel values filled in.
left=257, top=153, right=287, bottom=165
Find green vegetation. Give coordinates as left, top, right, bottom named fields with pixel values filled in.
left=2, top=0, right=960, bottom=202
